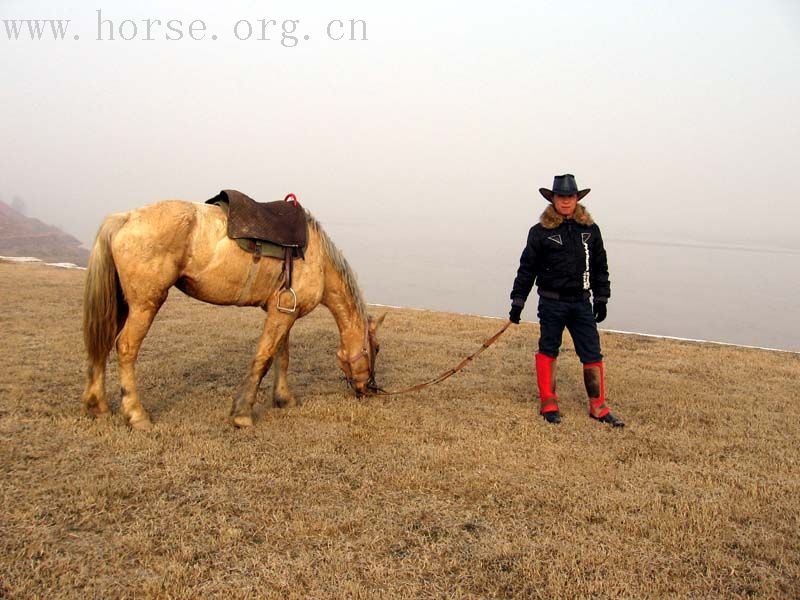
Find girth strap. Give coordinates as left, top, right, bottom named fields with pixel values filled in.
left=235, top=254, right=264, bottom=306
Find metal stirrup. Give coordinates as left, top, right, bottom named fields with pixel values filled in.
left=277, top=287, right=297, bottom=313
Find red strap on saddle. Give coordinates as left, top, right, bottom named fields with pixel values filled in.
left=284, top=193, right=299, bottom=207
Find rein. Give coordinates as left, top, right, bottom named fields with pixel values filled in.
left=368, top=320, right=512, bottom=396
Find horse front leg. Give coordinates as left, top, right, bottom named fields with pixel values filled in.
left=272, top=332, right=299, bottom=408
left=231, top=311, right=295, bottom=427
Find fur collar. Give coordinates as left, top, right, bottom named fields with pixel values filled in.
left=540, top=203, right=594, bottom=229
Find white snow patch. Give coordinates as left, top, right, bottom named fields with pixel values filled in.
left=0, top=256, right=42, bottom=263
left=45, top=262, right=85, bottom=270
left=1, top=255, right=86, bottom=270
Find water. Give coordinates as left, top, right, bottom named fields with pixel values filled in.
left=325, top=221, right=800, bottom=352
left=606, top=240, right=800, bottom=352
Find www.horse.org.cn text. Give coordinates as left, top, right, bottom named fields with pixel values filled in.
left=2, top=10, right=369, bottom=47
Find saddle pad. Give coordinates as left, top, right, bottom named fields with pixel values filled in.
left=206, top=189, right=307, bottom=248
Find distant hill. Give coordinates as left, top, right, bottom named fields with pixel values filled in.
left=0, top=200, right=89, bottom=266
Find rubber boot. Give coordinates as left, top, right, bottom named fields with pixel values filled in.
left=535, top=353, right=561, bottom=424
left=583, top=361, right=624, bottom=427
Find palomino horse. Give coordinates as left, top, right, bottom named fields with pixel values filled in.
left=82, top=199, right=384, bottom=429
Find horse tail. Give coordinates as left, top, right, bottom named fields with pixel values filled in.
left=83, top=213, right=129, bottom=365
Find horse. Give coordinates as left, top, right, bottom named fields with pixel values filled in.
left=81, top=199, right=384, bottom=430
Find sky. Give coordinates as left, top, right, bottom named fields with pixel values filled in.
left=2, top=1, right=799, bottom=274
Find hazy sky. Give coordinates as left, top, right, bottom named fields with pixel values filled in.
left=3, top=0, right=799, bottom=254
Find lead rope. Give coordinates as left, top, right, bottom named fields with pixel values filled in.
left=369, top=320, right=512, bottom=396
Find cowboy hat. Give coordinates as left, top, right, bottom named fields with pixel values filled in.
left=539, top=174, right=591, bottom=202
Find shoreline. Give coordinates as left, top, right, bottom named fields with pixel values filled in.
left=369, top=302, right=800, bottom=355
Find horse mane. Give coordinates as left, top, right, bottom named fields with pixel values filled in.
left=304, top=211, right=368, bottom=320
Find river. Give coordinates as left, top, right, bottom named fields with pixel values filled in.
left=325, top=221, right=800, bottom=352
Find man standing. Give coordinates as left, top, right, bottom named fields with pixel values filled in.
left=509, top=174, right=624, bottom=427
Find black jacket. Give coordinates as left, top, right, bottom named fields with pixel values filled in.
left=510, top=204, right=610, bottom=305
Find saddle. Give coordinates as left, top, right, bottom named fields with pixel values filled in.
left=206, top=190, right=308, bottom=312
left=206, top=190, right=307, bottom=258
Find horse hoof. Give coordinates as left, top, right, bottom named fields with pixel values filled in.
left=232, top=415, right=253, bottom=428
left=84, top=394, right=111, bottom=418
left=273, top=395, right=298, bottom=409
left=86, top=405, right=111, bottom=418
left=130, top=415, right=153, bottom=431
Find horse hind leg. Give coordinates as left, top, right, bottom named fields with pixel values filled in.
left=116, top=303, right=162, bottom=430
left=83, top=362, right=110, bottom=418
left=82, top=303, right=128, bottom=417
left=272, top=332, right=299, bottom=409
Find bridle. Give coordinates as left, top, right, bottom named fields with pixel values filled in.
left=339, top=320, right=378, bottom=394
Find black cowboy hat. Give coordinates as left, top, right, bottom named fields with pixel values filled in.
left=539, top=174, right=591, bottom=202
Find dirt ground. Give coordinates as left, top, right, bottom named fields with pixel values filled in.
left=1, top=262, right=798, bottom=599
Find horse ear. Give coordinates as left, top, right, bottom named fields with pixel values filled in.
left=371, top=312, right=387, bottom=331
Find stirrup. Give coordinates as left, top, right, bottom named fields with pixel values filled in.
left=277, top=288, right=297, bottom=313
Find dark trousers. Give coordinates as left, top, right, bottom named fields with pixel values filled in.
left=537, top=297, right=603, bottom=363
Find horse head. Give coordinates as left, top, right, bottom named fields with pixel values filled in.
left=337, top=312, right=386, bottom=397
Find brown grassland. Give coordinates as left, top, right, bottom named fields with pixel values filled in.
left=1, top=261, right=799, bottom=599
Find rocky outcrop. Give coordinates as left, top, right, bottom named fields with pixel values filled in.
left=0, top=201, right=89, bottom=266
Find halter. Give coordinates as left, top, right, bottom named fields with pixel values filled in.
left=340, top=319, right=377, bottom=393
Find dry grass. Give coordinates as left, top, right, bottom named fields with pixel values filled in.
left=1, top=262, right=799, bottom=599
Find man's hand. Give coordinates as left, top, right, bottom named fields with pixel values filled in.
left=509, top=304, right=523, bottom=324
left=593, top=301, right=607, bottom=323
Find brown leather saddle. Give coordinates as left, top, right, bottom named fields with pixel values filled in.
left=207, top=190, right=307, bottom=253
left=206, top=190, right=307, bottom=312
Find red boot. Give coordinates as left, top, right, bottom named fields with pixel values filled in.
left=583, top=361, right=624, bottom=427
left=535, top=353, right=561, bottom=424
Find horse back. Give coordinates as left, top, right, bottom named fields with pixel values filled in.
left=110, top=200, right=322, bottom=309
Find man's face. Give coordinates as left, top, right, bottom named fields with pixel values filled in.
left=553, top=194, right=578, bottom=217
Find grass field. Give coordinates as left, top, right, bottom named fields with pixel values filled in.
left=1, top=261, right=799, bottom=598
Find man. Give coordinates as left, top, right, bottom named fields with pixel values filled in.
left=509, top=174, right=624, bottom=427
